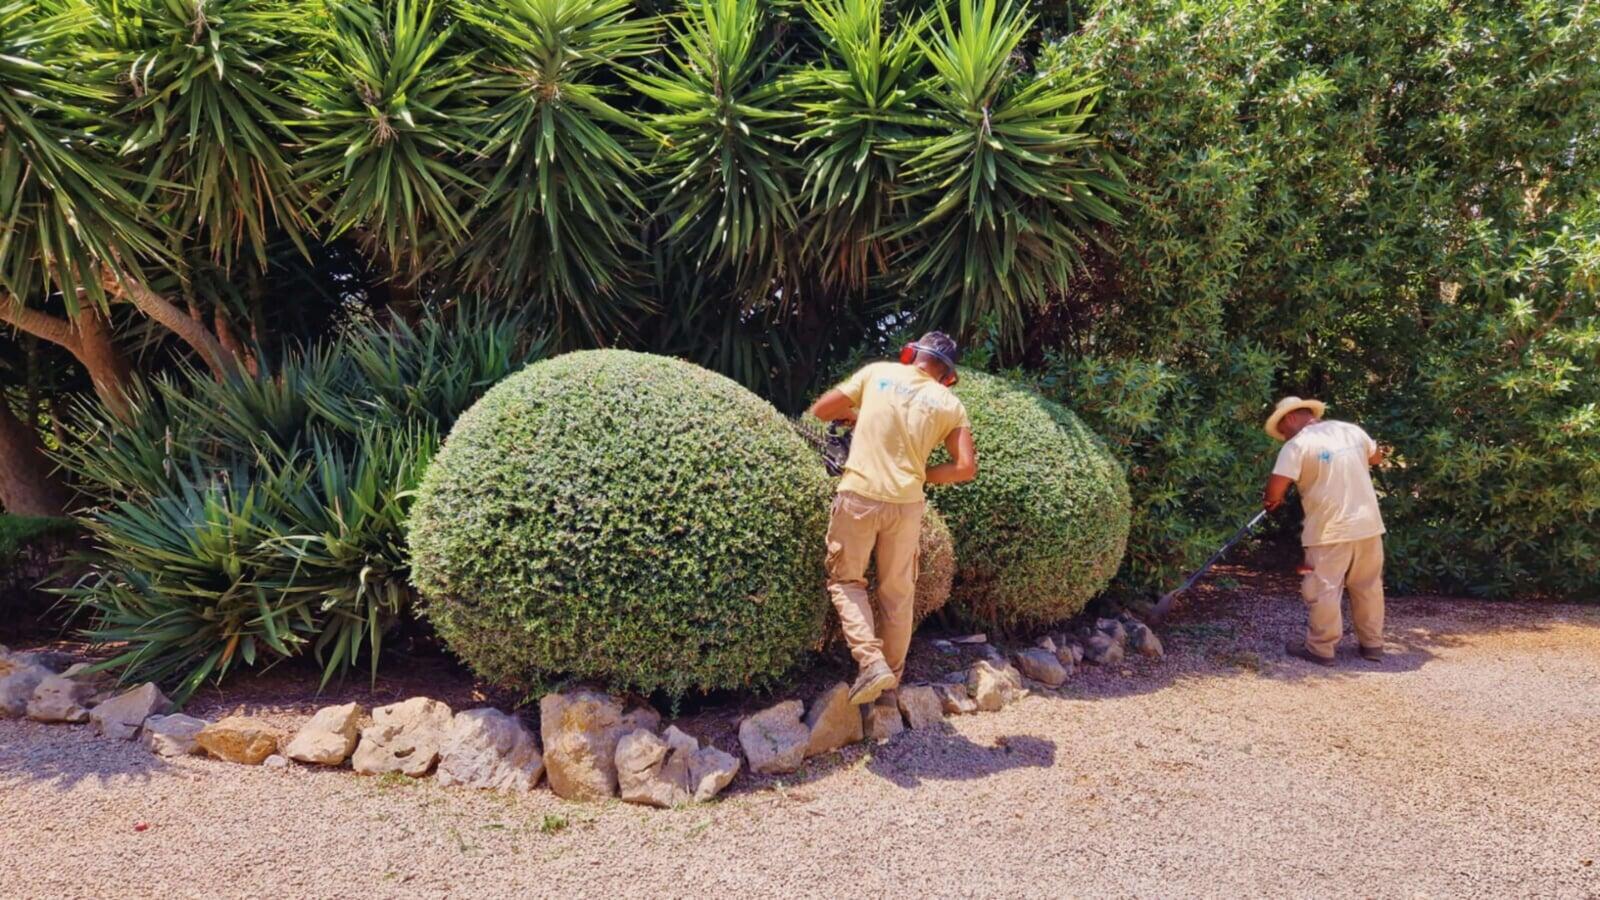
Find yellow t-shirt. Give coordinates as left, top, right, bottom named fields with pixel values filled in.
left=1272, top=420, right=1386, bottom=547
left=833, top=361, right=971, bottom=504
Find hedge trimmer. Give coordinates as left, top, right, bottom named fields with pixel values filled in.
left=791, top=418, right=853, bottom=476
left=1146, top=509, right=1268, bottom=626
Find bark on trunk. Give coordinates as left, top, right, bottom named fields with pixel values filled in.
left=74, top=307, right=135, bottom=422
left=0, top=402, right=69, bottom=516
left=101, top=269, right=237, bottom=380
left=0, top=297, right=135, bottom=423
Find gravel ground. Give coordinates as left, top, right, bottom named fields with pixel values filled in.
left=3, top=573, right=1598, bottom=899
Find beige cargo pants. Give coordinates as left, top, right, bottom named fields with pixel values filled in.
left=825, top=491, right=923, bottom=682
left=1301, top=535, right=1386, bottom=659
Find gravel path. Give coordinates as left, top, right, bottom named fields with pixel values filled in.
left=3, top=577, right=1598, bottom=898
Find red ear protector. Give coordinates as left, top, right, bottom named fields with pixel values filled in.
left=899, top=343, right=960, bottom=387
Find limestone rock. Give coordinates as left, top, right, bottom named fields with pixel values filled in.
left=89, top=683, right=174, bottom=740
left=26, top=672, right=97, bottom=723
left=803, top=682, right=862, bottom=758
left=1035, top=635, right=1058, bottom=654
left=738, top=700, right=808, bottom=775
left=540, top=689, right=660, bottom=800
left=1013, top=648, right=1069, bottom=688
left=1128, top=621, right=1165, bottom=658
left=196, top=716, right=281, bottom=765
left=285, top=702, right=363, bottom=766
left=437, top=708, right=543, bottom=792
left=616, top=728, right=690, bottom=808
left=0, top=663, right=50, bottom=719
left=0, top=648, right=72, bottom=676
left=1096, top=617, right=1128, bottom=648
left=1083, top=632, right=1125, bottom=666
left=688, top=744, right=741, bottom=802
left=931, top=639, right=959, bottom=656
left=352, top=697, right=454, bottom=777
left=142, top=713, right=208, bottom=757
left=897, top=685, right=945, bottom=730
left=862, top=696, right=904, bottom=741
left=1056, top=639, right=1084, bottom=667
left=932, top=682, right=977, bottom=715
left=263, top=754, right=290, bottom=769
left=967, top=660, right=1025, bottom=712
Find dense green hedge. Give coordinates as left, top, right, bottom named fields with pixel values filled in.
left=1035, top=0, right=1600, bottom=598
left=930, top=371, right=1131, bottom=628
left=409, top=350, right=834, bottom=696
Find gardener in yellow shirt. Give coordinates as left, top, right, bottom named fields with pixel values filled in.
left=1262, top=397, right=1388, bottom=665
left=807, top=332, right=978, bottom=704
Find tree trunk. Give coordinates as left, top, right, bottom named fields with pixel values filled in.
left=0, top=402, right=69, bottom=516
left=74, top=307, right=135, bottom=422
left=100, top=267, right=237, bottom=380
left=0, top=296, right=135, bottom=423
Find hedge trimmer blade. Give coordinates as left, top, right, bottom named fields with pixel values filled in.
left=791, top=418, right=852, bottom=477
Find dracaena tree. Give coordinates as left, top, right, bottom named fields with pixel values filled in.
left=633, top=0, right=804, bottom=301
left=451, top=0, right=658, bottom=344
left=294, top=0, right=485, bottom=292
left=890, top=0, right=1127, bottom=344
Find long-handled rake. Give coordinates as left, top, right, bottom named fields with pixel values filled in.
left=1146, top=509, right=1269, bottom=626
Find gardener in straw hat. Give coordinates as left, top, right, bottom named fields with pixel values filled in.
left=807, top=331, right=977, bottom=705
left=1263, top=397, right=1389, bottom=665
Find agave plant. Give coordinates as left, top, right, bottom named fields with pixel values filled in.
left=890, top=0, right=1127, bottom=343
left=58, top=304, right=547, bottom=695
left=294, top=0, right=485, bottom=285
left=450, top=0, right=658, bottom=343
left=795, top=0, right=925, bottom=292
left=633, top=0, right=803, bottom=297
left=97, top=0, right=315, bottom=271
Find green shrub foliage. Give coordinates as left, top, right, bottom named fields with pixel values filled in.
left=1034, top=0, right=1600, bottom=598
left=929, top=371, right=1131, bottom=628
left=409, top=350, right=834, bottom=697
left=56, top=306, right=546, bottom=697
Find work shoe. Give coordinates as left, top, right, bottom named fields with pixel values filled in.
left=1357, top=644, right=1384, bottom=662
left=848, top=661, right=896, bottom=705
left=1284, top=641, right=1336, bottom=667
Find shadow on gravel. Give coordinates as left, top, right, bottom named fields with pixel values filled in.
left=0, top=720, right=173, bottom=789
left=865, top=730, right=1055, bottom=789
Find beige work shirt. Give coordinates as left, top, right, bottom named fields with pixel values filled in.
left=1272, top=420, right=1386, bottom=547
left=833, top=361, right=971, bottom=504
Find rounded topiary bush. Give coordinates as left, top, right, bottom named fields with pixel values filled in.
left=931, top=371, right=1131, bottom=629
left=408, top=350, right=833, bottom=696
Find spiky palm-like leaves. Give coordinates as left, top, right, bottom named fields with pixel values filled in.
left=452, top=0, right=657, bottom=343
left=58, top=305, right=547, bottom=696
left=634, top=0, right=802, bottom=297
left=0, top=0, right=170, bottom=309
left=796, top=0, right=923, bottom=292
left=100, top=0, right=314, bottom=271
left=295, top=0, right=483, bottom=284
left=892, top=0, right=1126, bottom=342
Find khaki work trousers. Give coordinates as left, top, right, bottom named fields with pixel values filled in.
left=1301, top=535, right=1386, bottom=659
left=825, top=491, right=923, bottom=682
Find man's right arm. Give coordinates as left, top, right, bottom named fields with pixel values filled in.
left=807, top=389, right=857, bottom=425
left=807, top=366, right=870, bottom=424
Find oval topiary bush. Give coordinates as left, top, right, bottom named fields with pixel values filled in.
left=931, top=371, right=1131, bottom=629
left=408, top=350, right=833, bottom=696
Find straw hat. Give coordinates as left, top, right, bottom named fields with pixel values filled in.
left=1264, top=396, right=1327, bottom=441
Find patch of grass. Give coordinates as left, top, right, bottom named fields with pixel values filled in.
left=375, top=771, right=415, bottom=790
left=1214, top=649, right=1266, bottom=672
left=539, top=813, right=569, bottom=835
